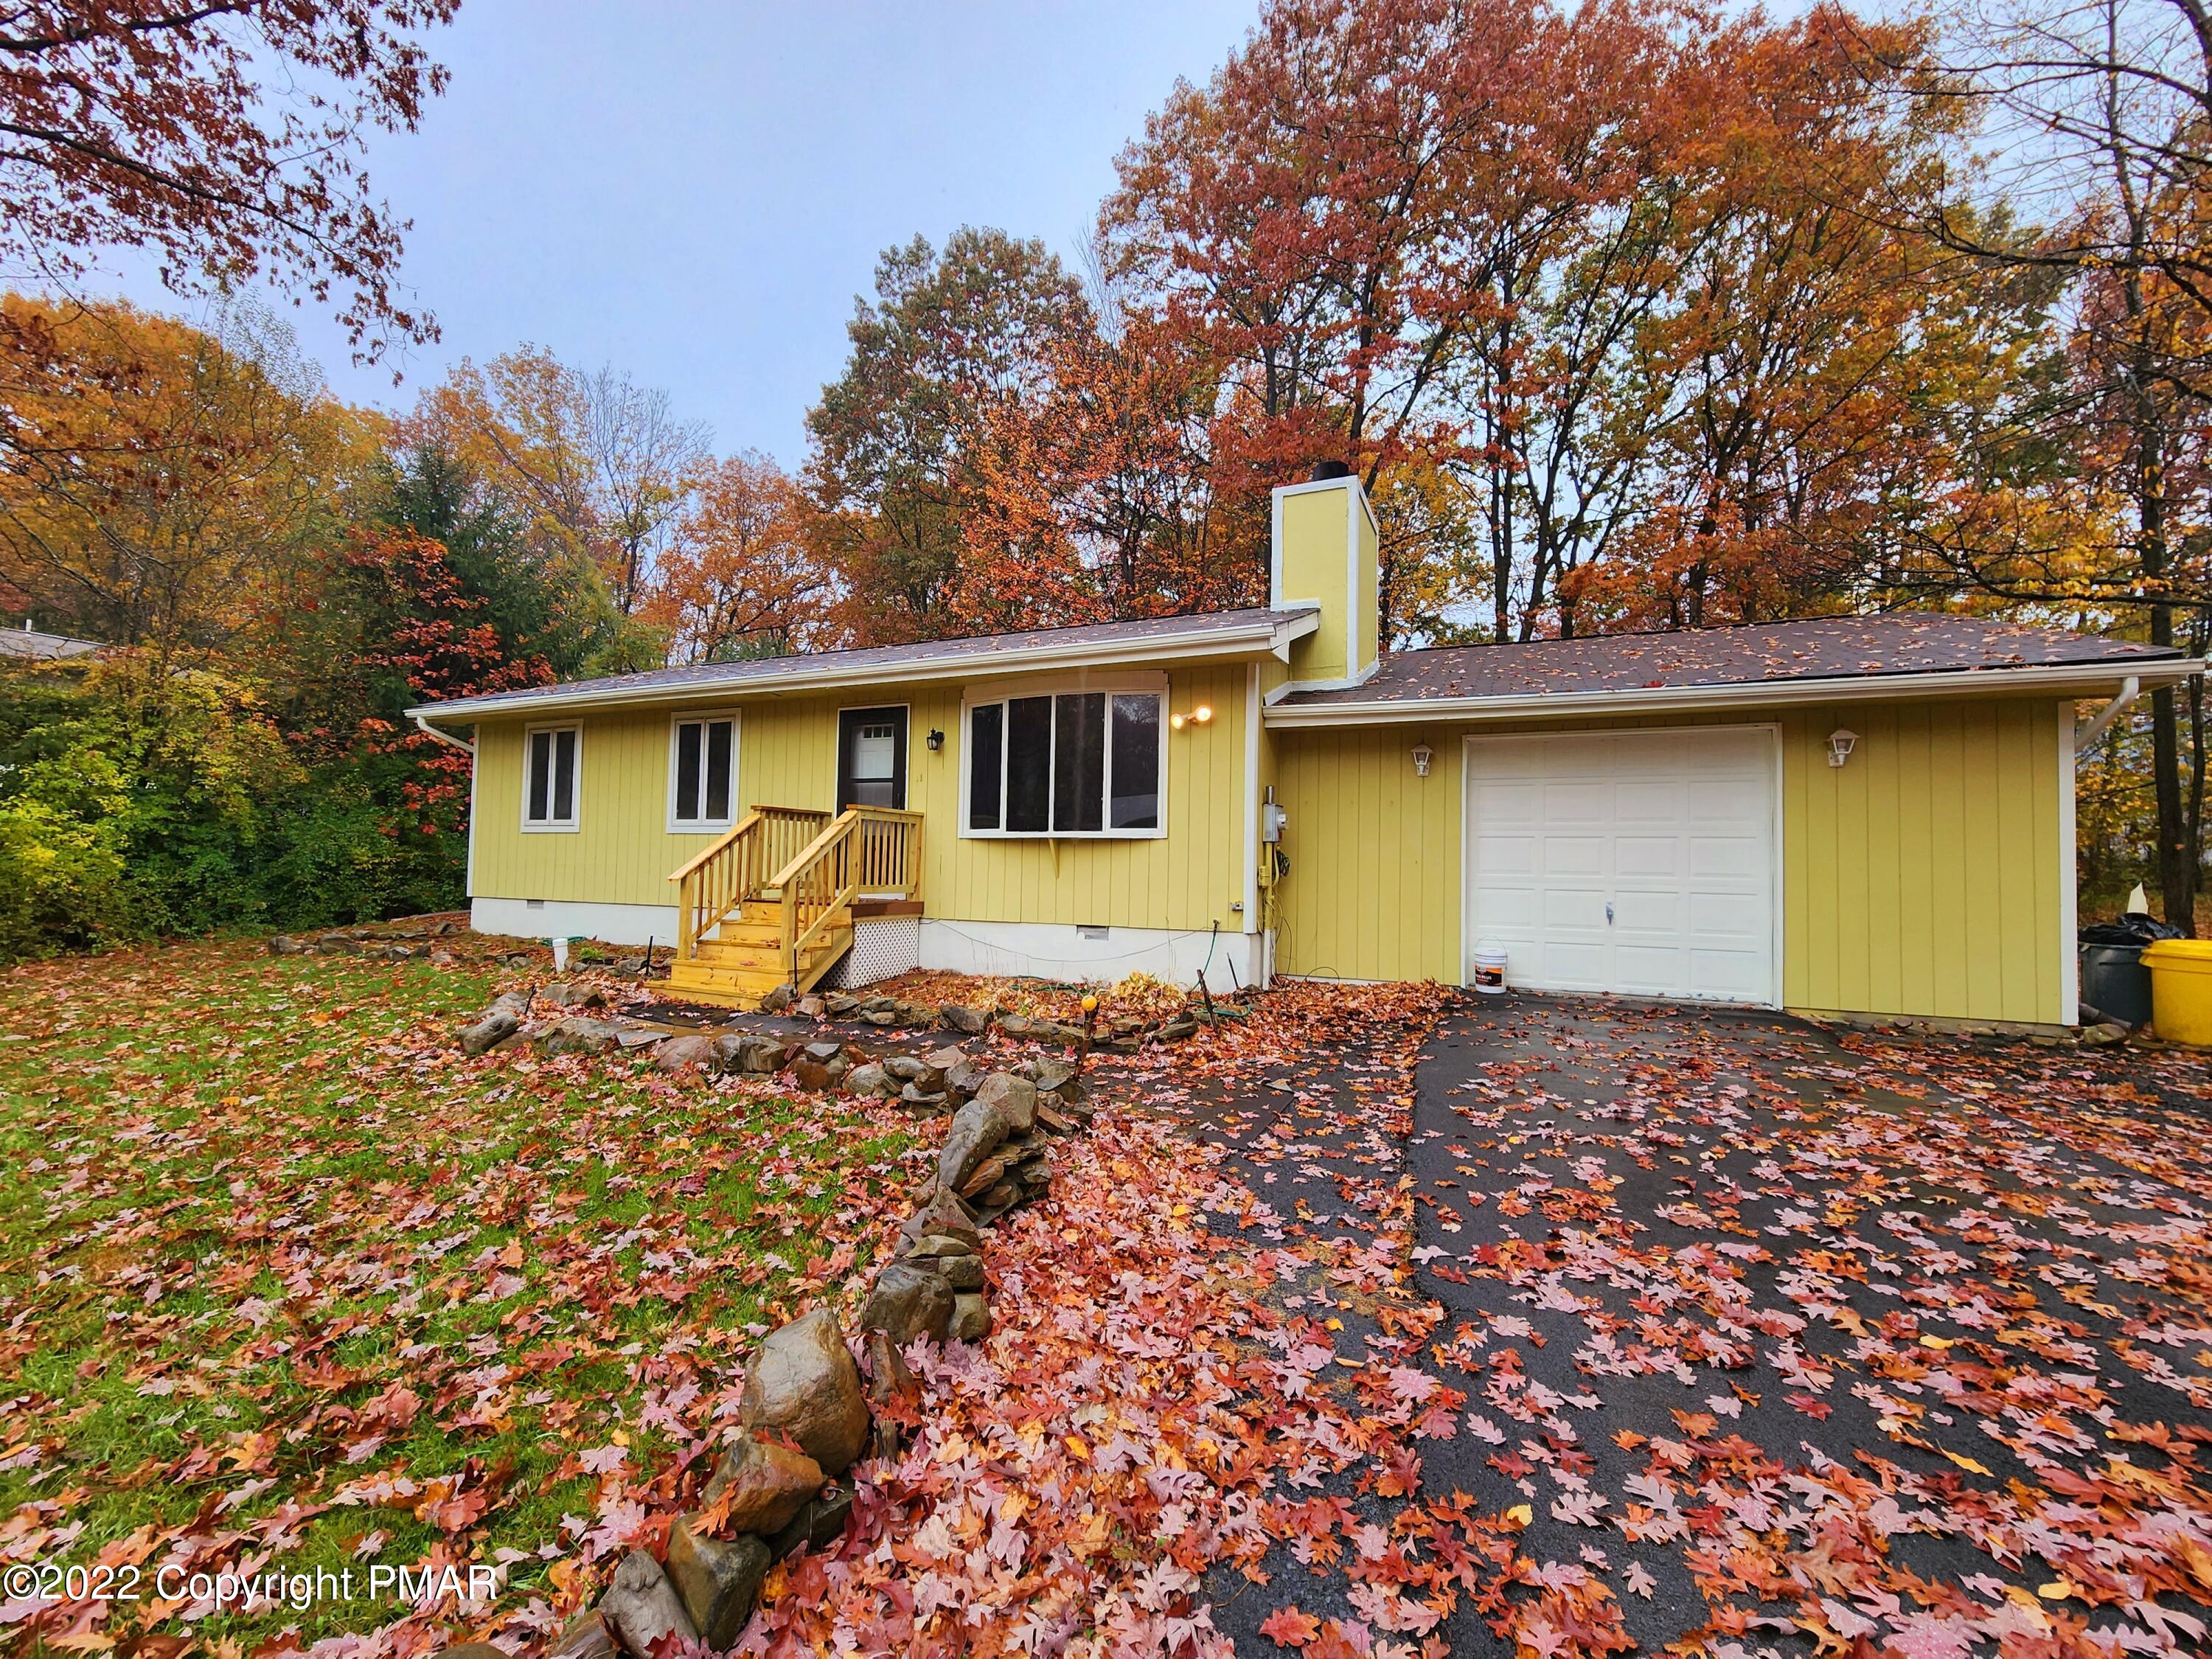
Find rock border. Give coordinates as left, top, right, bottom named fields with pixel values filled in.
left=441, top=995, right=1104, bottom=1659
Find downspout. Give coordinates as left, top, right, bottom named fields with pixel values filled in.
left=411, top=712, right=476, bottom=756
left=2072, top=677, right=2140, bottom=758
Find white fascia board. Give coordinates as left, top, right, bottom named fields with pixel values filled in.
left=409, top=612, right=1321, bottom=728
left=1262, top=658, right=2207, bottom=728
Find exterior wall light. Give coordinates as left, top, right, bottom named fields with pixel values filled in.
left=1411, top=743, right=1433, bottom=777
left=1827, top=728, right=1857, bottom=768
left=925, top=728, right=945, bottom=751
left=1192, top=704, right=1213, bottom=724
left=1171, top=706, right=1214, bottom=732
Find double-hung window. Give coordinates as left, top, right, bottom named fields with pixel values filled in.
left=523, top=724, right=580, bottom=832
left=964, top=684, right=1165, bottom=838
left=669, top=715, right=737, bottom=830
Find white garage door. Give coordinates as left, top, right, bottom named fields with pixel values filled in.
left=1464, top=728, right=1778, bottom=1005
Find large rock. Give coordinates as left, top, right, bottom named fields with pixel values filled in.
left=938, top=1097, right=1012, bottom=1193
left=720, top=1035, right=790, bottom=1073
left=653, top=1033, right=723, bottom=1073
left=764, top=1473, right=856, bottom=1559
left=546, top=1610, right=617, bottom=1659
left=665, top=1516, right=770, bottom=1649
left=600, top=1549, right=697, bottom=1658
left=1031, top=1057, right=1081, bottom=1099
left=737, top=1309, right=870, bottom=1477
left=542, top=981, right=609, bottom=1009
left=700, top=1433, right=824, bottom=1534
left=844, top=1061, right=895, bottom=1098
left=790, top=1051, right=846, bottom=1091
left=972, top=1072, right=1037, bottom=1134
left=932, top=1251, right=984, bottom=1291
left=949, top=1292, right=992, bottom=1343
left=857, top=1261, right=953, bottom=1347
left=758, top=984, right=795, bottom=1013
left=538, top=1015, right=624, bottom=1056
left=937, top=1003, right=989, bottom=1034
left=266, top=935, right=305, bottom=956
left=898, top=1186, right=981, bottom=1250
left=459, top=1009, right=520, bottom=1055
left=897, top=1082, right=947, bottom=1112
left=943, top=1059, right=989, bottom=1100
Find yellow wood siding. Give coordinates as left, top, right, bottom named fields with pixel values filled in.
left=1279, top=488, right=1351, bottom=683
left=1268, top=698, right=2067, bottom=1025
left=471, top=664, right=1253, bottom=936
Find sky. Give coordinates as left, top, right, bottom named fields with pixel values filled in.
left=88, top=0, right=1259, bottom=467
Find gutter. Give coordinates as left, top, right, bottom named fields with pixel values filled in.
left=407, top=610, right=1321, bottom=724
left=1262, top=658, right=2205, bottom=728
left=411, top=712, right=476, bottom=755
left=2070, top=675, right=2140, bottom=757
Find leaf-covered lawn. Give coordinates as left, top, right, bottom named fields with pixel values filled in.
left=0, top=936, right=924, bottom=1654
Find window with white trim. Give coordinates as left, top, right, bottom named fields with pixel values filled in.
left=523, top=724, right=580, bottom=831
left=964, top=688, right=1164, bottom=837
left=669, top=715, right=736, bottom=830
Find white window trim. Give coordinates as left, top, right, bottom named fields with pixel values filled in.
left=666, top=709, right=741, bottom=834
left=520, top=721, right=582, bottom=834
left=959, top=672, right=1170, bottom=841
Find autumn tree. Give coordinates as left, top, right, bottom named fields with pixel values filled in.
left=0, top=291, right=372, bottom=661
left=645, top=451, right=828, bottom=663
left=406, top=347, right=704, bottom=636
left=805, top=227, right=1102, bottom=641
left=0, top=1, right=458, bottom=360
left=1867, top=0, right=2212, bottom=927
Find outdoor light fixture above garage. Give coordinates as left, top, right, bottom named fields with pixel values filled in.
left=1827, top=729, right=1857, bottom=768
left=1411, top=743, right=1433, bottom=776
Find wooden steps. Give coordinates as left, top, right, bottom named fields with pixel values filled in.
left=662, top=905, right=854, bottom=1010
left=666, top=804, right=922, bottom=1011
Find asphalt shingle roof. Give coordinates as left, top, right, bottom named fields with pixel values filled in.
left=1276, top=614, right=2182, bottom=706
left=415, top=606, right=1306, bottom=717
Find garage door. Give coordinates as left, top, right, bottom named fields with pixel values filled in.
left=1464, top=728, right=1778, bottom=1004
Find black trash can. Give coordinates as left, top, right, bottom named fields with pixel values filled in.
left=2079, top=942, right=2153, bottom=1025
left=2078, top=913, right=2182, bottom=1025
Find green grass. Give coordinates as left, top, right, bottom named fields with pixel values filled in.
left=0, top=936, right=923, bottom=1648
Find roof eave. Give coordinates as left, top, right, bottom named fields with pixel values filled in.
left=1262, top=657, right=2205, bottom=728
left=409, top=609, right=1321, bottom=726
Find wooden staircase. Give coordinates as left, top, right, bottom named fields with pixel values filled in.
left=664, top=803, right=922, bottom=1010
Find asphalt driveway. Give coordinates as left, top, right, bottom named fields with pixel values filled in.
left=1164, top=991, right=2212, bottom=1656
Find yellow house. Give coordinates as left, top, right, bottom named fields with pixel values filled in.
left=411, top=470, right=2200, bottom=1029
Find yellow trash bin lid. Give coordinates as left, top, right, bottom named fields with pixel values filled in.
left=2141, top=939, right=2212, bottom=972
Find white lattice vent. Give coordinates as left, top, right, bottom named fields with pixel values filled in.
left=825, top=915, right=921, bottom=989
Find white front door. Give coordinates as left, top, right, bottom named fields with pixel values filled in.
left=1464, top=727, right=1779, bottom=1005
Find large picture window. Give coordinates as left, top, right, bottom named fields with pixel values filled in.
left=523, top=724, right=580, bottom=832
left=964, top=686, right=1165, bottom=838
left=669, top=715, right=736, bottom=830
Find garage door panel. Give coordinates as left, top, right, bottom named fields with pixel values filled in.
left=1613, top=780, right=1685, bottom=823
left=1686, top=891, right=1766, bottom=939
left=1687, top=833, right=1762, bottom=877
left=1543, top=836, right=1607, bottom=878
left=1474, top=886, right=1543, bottom=929
left=1541, top=941, right=1610, bottom=989
left=1474, top=781, right=1543, bottom=824
left=1476, top=833, right=1541, bottom=877
left=1467, top=728, right=1776, bottom=1005
left=1613, top=836, right=1680, bottom=878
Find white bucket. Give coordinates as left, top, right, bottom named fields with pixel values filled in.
left=1472, top=941, right=1507, bottom=995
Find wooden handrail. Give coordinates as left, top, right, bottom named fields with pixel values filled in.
left=668, top=804, right=831, bottom=959
left=667, top=809, right=759, bottom=885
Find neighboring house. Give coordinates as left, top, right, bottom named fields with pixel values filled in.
left=412, top=470, right=2203, bottom=1029
left=0, top=621, right=103, bottom=660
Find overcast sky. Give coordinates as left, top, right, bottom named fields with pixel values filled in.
left=83, top=0, right=1259, bottom=467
